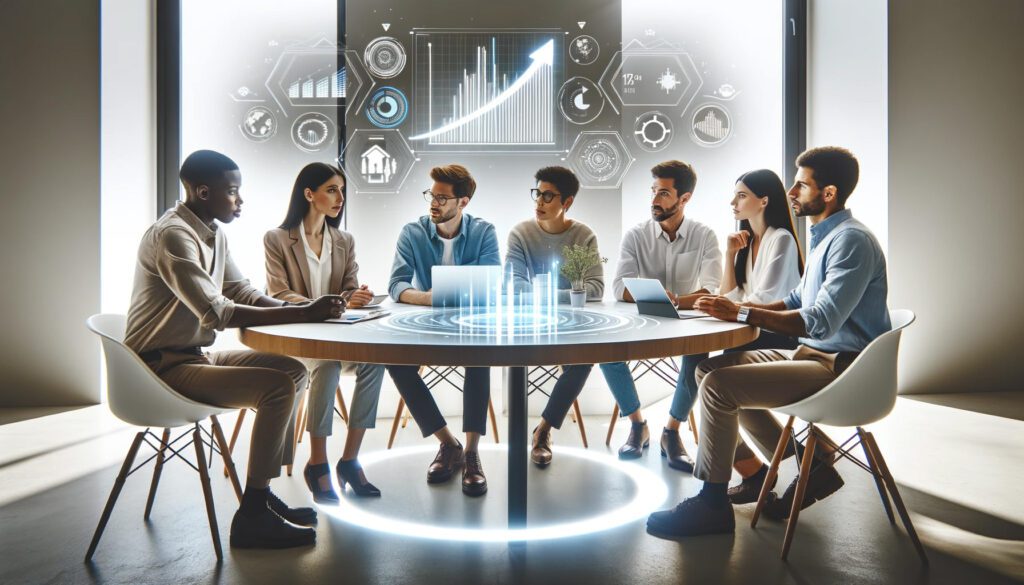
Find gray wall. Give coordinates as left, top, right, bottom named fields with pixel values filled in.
left=0, top=0, right=101, bottom=405
left=888, top=0, right=1024, bottom=393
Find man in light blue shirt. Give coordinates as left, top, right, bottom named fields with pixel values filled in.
left=386, top=164, right=500, bottom=498
left=647, top=146, right=891, bottom=539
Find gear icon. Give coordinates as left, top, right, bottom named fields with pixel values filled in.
left=633, top=112, right=673, bottom=152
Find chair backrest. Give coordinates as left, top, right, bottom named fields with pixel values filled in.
left=86, top=314, right=231, bottom=428
left=776, top=309, right=915, bottom=427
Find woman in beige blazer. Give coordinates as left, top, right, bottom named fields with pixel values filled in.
left=265, top=162, right=384, bottom=502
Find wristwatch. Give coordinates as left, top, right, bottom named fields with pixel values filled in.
left=737, top=306, right=751, bottom=323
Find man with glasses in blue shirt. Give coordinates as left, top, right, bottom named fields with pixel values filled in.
left=386, top=164, right=500, bottom=497
left=647, top=146, right=891, bottom=539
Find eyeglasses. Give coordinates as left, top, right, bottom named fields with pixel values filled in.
left=423, top=189, right=458, bottom=205
left=530, top=188, right=562, bottom=204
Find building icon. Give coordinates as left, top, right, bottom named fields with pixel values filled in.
left=360, top=144, right=397, bottom=184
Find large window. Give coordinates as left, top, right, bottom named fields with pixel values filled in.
left=164, top=0, right=801, bottom=294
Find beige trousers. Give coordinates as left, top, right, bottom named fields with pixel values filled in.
left=151, top=350, right=307, bottom=485
left=693, top=346, right=853, bottom=483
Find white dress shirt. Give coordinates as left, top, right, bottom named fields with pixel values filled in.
left=299, top=225, right=333, bottom=297
left=612, top=217, right=722, bottom=300
left=722, top=226, right=801, bottom=305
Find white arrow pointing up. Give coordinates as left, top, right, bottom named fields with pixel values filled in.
left=410, top=40, right=554, bottom=141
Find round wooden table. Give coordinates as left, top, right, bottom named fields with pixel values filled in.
left=240, top=301, right=757, bottom=529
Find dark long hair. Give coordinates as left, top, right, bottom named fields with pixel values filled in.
left=734, top=169, right=804, bottom=289
left=278, top=163, right=346, bottom=230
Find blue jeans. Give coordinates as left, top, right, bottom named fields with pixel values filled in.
left=599, top=354, right=708, bottom=423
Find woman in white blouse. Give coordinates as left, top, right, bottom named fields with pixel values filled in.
left=717, top=168, right=805, bottom=503
left=264, top=163, right=384, bottom=503
left=720, top=168, right=803, bottom=351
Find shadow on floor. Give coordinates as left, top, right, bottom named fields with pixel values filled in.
left=0, top=405, right=89, bottom=426
left=897, top=482, right=1024, bottom=541
left=903, top=392, right=1024, bottom=422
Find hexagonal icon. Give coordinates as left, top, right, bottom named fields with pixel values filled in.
left=340, top=129, right=417, bottom=194
left=264, top=37, right=372, bottom=118
left=567, top=131, right=635, bottom=189
left=598, top=49, right=702, bottom=111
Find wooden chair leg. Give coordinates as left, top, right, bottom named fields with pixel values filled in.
left=193, top=426, right=223, bottom=561
left=568, top=406, right=578, bottom=424
left=401, top=408, right=411, bottom=428
left=864, top=431, right=928, bottom=564
left=210, top=415, right=243, bottom=503
left=336, top=386, right=349, bottom=424
left=605, top=404, right=619, bottom=446
left=144, top=428, right=171, bottom=520
left=85, top=431, right=146, bottom=562
left=781, top=427, right=817, bottom=560
left=688, top=411, right=699, bottom=445
left=753, top=416, right=794, bottom=528
left=387, top=398, right=405, bottom=449
left=858, top=427, right=895, bottom=524
left=488, top=398, right=500, bottom=444
left=224, top=409, right=246, bottom=477
left=572, top=400, right=588, bottom=448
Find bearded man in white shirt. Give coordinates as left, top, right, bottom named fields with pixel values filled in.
left=600, top=161, right=723, bottom=472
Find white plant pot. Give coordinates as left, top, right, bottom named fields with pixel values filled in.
left=569, top=290, right=586, bottom=308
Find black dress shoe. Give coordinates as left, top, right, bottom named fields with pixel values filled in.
left=728, top=469, right=776, bottom=505
left=337, top=458, right=381, bottom=497
left=531, top=426, right=553, bottom=468
left=618, top=421, right=650, bottom=459
left=427, top=441, right=464, bottom=484
left=659, top=428, right=694, bottom=472
left=303, top=462, right=339, bottom=504
left=230, top=508, right=316, bottom=550
left=646, top=495, right=735, bottom=539
left=763, top=463, right=845, bottom=520
left=267, top=490, right=318, bottom=526
left=462, top=450, right=488, bottom=497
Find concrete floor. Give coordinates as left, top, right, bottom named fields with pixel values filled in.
left=1, top=392, right=1022, bottom=585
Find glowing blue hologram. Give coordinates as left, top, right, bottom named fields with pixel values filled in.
left=317, top=444, right=670, bottom=542
left=365, top=86, right=409, bottom=128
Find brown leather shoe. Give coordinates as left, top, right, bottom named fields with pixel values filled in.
left=426, top=440, right=463, bottom=484
left=462, top=450, right=488, bottom=497
left=660, top=428, right=694, bottom=472
left=727, top=469, right=776, bottom=504
left=763, top=463, right=844, bottom=520
left=618, top=421, right=650, bottom=459
left=531, top=426, right=553, bottom=468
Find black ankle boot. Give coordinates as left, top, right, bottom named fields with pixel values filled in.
left=337, top=458, right=381, bottom=497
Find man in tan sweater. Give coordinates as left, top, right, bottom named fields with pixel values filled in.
left=125, top=150, right=344, bottom=549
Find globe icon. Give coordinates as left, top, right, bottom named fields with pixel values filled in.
left=242, top=106, right=276, bottom=142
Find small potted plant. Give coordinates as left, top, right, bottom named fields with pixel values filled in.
left=560, top=243, right=607, bottom=308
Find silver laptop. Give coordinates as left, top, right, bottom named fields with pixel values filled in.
left=623, top=277, right=705, bottom=319
left=431, top=265, right=503, bottom=309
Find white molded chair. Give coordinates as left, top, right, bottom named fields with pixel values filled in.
left=85, top=314, right=243, bottom=562
left=751, top=309, right=927, bottom=563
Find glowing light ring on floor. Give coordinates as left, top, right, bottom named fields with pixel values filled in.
left=318, top=444, right=670, bottom=542
left=378, top=308, right=642, bottom=338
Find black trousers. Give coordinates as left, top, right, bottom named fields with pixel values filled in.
left=540, top=364, right=594, bottom=429
left=386, top=365, right=490, bottom=436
